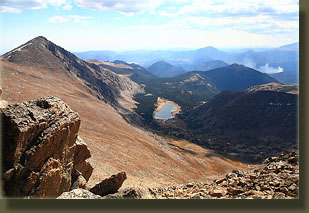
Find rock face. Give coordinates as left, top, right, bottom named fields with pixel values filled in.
left=1, top=96, right=93, bottom=198
left=90, top=172, right=127, bottom=196
left=151, top=151, right=298, bottom=199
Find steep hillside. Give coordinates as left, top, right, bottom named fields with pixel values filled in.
left=148, top=61, right=186, bottom=78
left=180, top=90, right=297, bottom=163
left=2, top=36, right=142, bottom=109
left=203, top=64, right=279, bottom=91
left=1, top=37, right=248, bottom=189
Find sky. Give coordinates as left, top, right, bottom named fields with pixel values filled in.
left=0, top=0, right=299, bottom=53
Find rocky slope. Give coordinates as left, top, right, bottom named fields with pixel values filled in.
left=57, top=150, right=298, bottom=199
left=151, top=150, right=298, bottom=199
left=1, top=96, right=93, bottom=197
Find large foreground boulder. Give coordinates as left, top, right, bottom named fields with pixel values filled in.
left=90, top=172, right=127, bottom=196
left=1, top=96, right=93, bottom=198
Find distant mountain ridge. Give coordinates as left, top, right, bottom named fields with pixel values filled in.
left=202, top=64, right=279, bottom=91
left=190, top=60, right=229, bottom=71
left=74, top=42, right=298, bottom=84
left=147, top=61, right=186, bottom=78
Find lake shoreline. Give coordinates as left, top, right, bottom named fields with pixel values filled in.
left=153, top=97, right=181, bottom=118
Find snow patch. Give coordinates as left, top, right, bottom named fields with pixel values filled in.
left=8, top=42, right=32, bottom=55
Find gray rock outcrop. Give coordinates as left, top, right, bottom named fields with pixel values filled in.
left=1, top=96, right=93, bottom=198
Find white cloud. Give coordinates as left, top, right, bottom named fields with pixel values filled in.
left=73, top=0, right=189, bottom=14
left=0, top=0, right=47, bottom=13
left=157, top=10, right=178, bottom=18
left=179, top=0, right=298, bottom=17
left=74, top=0, right=161, bottom=14
left=258, top=63, right=284, bottom=74
left=62, top=4, right=72, bottom=10
left=0, top=0, right=70, bottom=13
left=47, top=15, right=90, bottom=25
left=0, top=5, right=21, bottom=13
left=46, top=0, right=67, bottom=7
left=241, top=60, right=284, bottom=74
left=47, top=15, right=71, bottom=23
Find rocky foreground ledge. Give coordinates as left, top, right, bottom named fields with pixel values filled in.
left=57, top=150, right=298, bottom=199
left=151, top=151, right=298, bottom=199
left=0, top=96, right=128, bottom=198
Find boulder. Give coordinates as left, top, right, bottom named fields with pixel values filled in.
left=209, top=189, right=227, bottom=197
left=103, top=187, right=155, bottom=199
left=90, top=172, right=127, bottom=196
left=57, top=188, right=102, bottom=199
left=1, top=96, right=92, bottom=198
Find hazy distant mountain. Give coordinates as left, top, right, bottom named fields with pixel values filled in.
left=147, top=61, right=186, bottom=78
left=277, top=42, right=299, bottom=50
left=75, top=42, right=298, bottom=84
left=75, top=46, right=228, bottom=67
left=188, top=60, right=229, bottom=71
left=226, top=43, right=299, bottom=84
left=202, top=64, right=279, bottom=91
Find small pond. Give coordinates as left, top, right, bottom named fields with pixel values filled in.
left=154, top=104, right=177, bottom=120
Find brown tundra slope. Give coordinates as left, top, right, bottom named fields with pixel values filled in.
left=0, top=36, right=248, bottom=189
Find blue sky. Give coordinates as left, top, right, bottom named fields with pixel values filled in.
left=0, top=0, right=299, bottom=53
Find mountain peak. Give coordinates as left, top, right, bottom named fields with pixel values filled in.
left=229, top=63, right=244, bottom=68
left=1, top=36, right=75, bottom=71
left=29, top=36, right=50, bottom=45
left=148, top=60, right=186, bottom=78
left=2, top=36, right=52, bottom=61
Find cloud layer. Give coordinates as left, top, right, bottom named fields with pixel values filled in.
left=47, top=15, right=90, bottom=25
left=0, top=0, right=71, bottom=13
